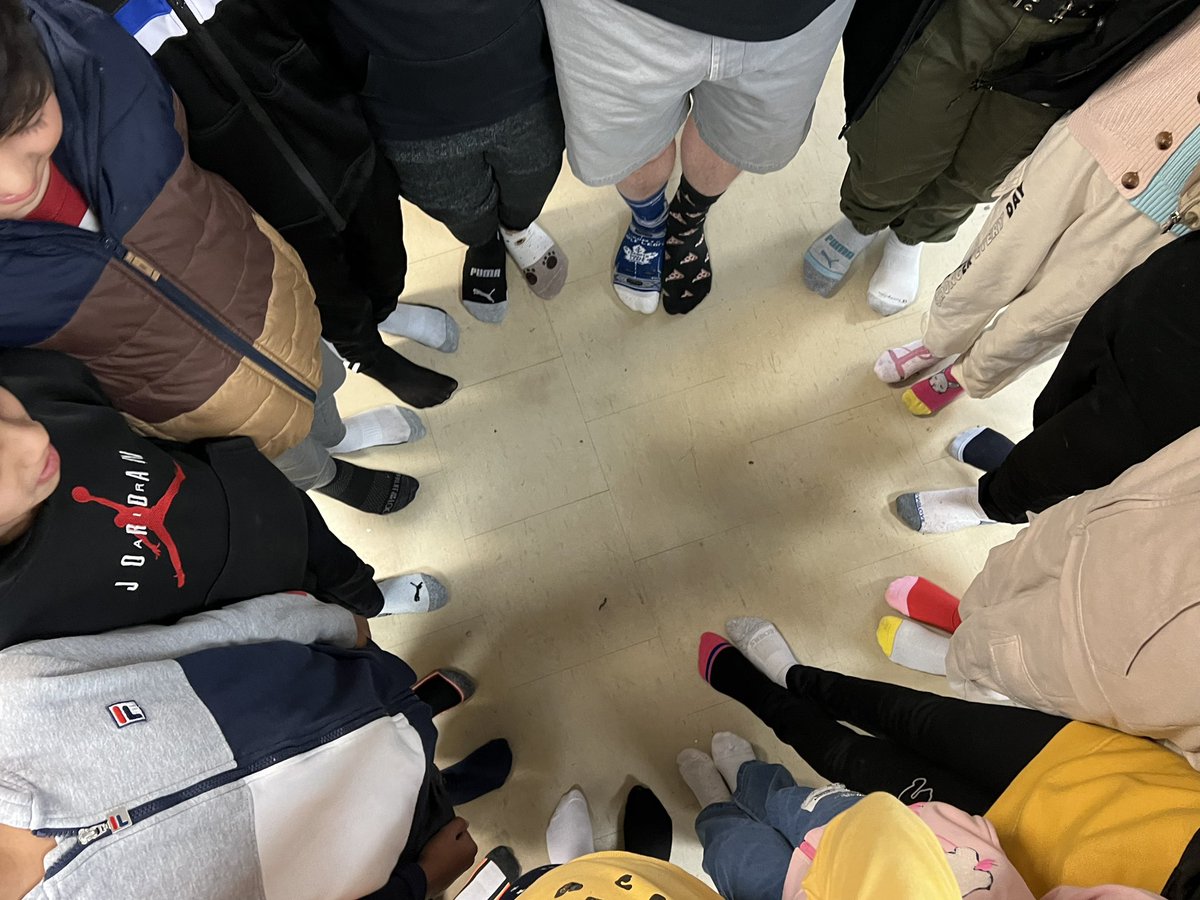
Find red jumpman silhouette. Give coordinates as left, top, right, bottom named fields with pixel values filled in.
left=72, top=462, right=187, bottom=587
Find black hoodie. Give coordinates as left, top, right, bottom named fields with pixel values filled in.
left=0, top=349, right=382, bottom=648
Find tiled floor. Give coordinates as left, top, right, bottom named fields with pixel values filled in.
left=314, top=52, right=1053, bottom=885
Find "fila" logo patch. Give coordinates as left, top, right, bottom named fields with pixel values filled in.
left=108, top=701, right=146, bottom=728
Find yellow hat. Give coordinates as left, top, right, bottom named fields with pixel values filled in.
left=803, top=793, right=960, bottom=900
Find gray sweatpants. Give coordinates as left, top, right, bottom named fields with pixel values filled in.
left=272, top=341, right=347, bottom=490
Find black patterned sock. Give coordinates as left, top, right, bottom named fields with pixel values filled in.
left=662, top=175, right=722, bottom=316
left=315, top=459, right=419, bottom=515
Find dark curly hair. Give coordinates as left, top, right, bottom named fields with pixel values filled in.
left=0, top=0, right=54, bottom=138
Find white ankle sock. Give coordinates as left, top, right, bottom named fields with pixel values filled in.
left=867, top=232, right=923, bottom=316
left=376, top=573, right=448, bottom=615
left=378, top=304, right=459, bottom=352
left=546, top=789, right=594, bottom=865
left=895, top=487, right=995, bottom=535
left=677, top=749, right=732, bottom=808
left=876, top=615, right=950, bottom=676
left=711, top=732, right=756, bottom=792
left=331, top=406, right=426, bottom=454
left=725, top=617, right=798, bottom=686
left=873, top=339, right=939, bottom=384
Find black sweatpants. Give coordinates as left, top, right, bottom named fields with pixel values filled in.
left=742, top=664, right=1069, bottom=814
left=281, top=154, right=409, bottom=368
left=977, top=234, right=1200, bottom=523
left=383, top=97, right=565, bottom=248
left=299, top=490, right=384, bottom=616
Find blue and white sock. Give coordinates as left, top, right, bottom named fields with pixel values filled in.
left=614, top=187, right=668, bottom=315
left=803, top=216, right=875, bottom=298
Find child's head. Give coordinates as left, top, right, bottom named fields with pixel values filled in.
left=0, top=0, right=61, bottom=220
left=0, top=385, right=59, bottom=545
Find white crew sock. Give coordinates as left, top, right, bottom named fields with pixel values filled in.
left=876, top=615, right=950, bottom=676
left=378, top=304, right=460, bottom=352
left=677, top=749, right=732, bottom=808
left=711, top=732, right=756, bottom=793
left=895, top=487, right=996, bottom=535
left=803, top=216, right=875, bottom=297
left=376, top=573, right=448, bottom=615
left=546, top=789, right=595, bottom=865
left=725, top=617, right=799, bottom=687
left=330, top=406, right=426, bottom=455
left=867, top=232, right=923, bottom=316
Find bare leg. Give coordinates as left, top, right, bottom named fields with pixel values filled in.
left=617, top=140, right=677, bottom=200
left=679, top=117, right=740, bottom=196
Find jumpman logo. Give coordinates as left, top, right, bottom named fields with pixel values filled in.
left=72, top=462, right=188, bottom=587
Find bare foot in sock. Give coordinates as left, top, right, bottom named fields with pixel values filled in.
left=315, top=459, right=419, bottom=515
left=803, top=216, right=875, bottom=298
left=502, top=221, right=568, bottom=300
left=711, top=732, right=755, bottom=792
left=375, top=572, right=449, bottom=614
left=463, top=235, right=509, bottom=323
left=546, top=788, right=594, bottom=865
left=895, top=487, right=995, bottom=534
left=677, top=749, right=731, bottom=808
left=358, top=348, right=457, bottom=409
left=378, top=304, right=459, bottom=352
left=331, top=406, right=425, bottom=454
left=885, top=576, right=961, bottom=633
left=950, top=426, right=1015, bottom=471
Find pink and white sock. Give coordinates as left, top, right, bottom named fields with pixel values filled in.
left=874, top=340, right=940, bottom=384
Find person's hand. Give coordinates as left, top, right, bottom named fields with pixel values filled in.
left=353, top=614, right=371, bottom=648
left=418, top=817, right=478, bottom=895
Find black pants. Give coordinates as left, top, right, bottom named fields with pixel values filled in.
left=299, top=490, right=385, bottom=616
left=383, top=97, right=565, bottom=248
left=979, top=233, right=1200, bottom=523
left=743, top=664, right=1069, bottom=814
left=281, top=154, right=408, bottom=368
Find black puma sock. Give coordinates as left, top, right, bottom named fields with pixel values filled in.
left=443, top=738, right=513, bottom=804
left=662, top=175, right=722, bottom=316
left=623, top=785, right=672, bottom=860
left=358, top=347, right=458, bottom=409
left=462, top=234, right=509, bottom=323
left=315, top=459, right=419, bottom=515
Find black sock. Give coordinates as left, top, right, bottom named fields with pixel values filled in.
left=358, top=347, right=458, bottom=409
left=443, top=738, right=513, bottom=804
left=315, top=459, right=418, bottom=515
left=462, top=234, right=509, bottom=322
left=662, top=175, right=722, bottom=316
left=413, top=669, right=474, bottom=716
left=961, top=427, right=1016, bottom=472
left=707, top=645, right=778, bottom=709
left=623, top=785, right=672, bottom=860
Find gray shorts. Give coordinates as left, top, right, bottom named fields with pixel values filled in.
left=542, top=0, right=855, bottom=186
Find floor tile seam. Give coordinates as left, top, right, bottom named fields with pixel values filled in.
left=582, top=373, right=729, bottom=426
left=460, top=487, right=614, bottom=543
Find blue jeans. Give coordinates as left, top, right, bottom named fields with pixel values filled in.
left=696, top=761, right=863, bottom=900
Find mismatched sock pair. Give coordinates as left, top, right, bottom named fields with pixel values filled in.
left=461, top=222, right=569, bottom=324
left=614, top=176, right=723, bottom=316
